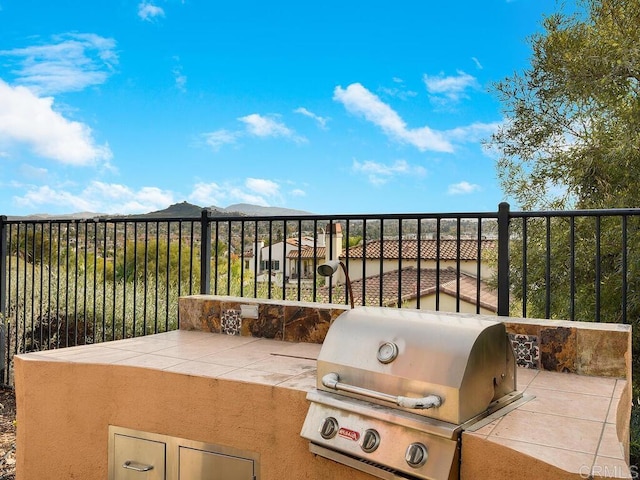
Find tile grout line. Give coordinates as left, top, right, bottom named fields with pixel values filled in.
left=590, top=395, right=615, bottom=475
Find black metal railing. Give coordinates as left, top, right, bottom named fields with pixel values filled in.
left=0, top=202, right=637, bottom=385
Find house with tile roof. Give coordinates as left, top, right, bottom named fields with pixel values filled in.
left=318, top=265, right=497, bottom=314
left=338, top=238, right=496, bottom=283
left=243, top=223, right=343, bottom=286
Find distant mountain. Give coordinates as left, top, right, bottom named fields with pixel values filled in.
left=7, top=211, right=106, bottom=221
left=144, top=201, right=205, bottom=218
left=9, top=202, right=314, bottom=221
left=221, top=203, right=312, bottom=216
left=145, top=202, right=313, bottom=217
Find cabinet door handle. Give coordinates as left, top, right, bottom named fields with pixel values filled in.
left=122, top=460, right=154, bottom=472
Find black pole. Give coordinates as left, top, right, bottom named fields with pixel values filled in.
left=200, top=209, right=211, bottom=294
left=497, top=203, right=510, bottom=316
left=0, top=216, right=6, bottom=377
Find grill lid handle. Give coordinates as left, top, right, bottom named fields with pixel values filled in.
left=321, top=372, right=442, bottom=410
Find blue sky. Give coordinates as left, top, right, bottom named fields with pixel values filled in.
left=0, top=0, right=562, bottom=216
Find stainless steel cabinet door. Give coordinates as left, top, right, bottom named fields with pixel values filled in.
left=113, top=434, right=166, bottom=480
left=178, top=447, right=254, bottom=480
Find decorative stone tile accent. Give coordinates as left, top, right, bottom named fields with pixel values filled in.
left=221, top=309, right=242, bottom=336
left=577, top=329, right=629, bottom=378
left=509, top=333, right=539, bottom=369
left=240, top=303, right=284, bottom=339
left=283, top=306, right=331, bottom=343
left=539, top=326, right=577, bottom=373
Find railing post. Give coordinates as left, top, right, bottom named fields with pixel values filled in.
left=200, top=209, right=211, bottom=295
left=497, top=202, right=510, bottom=316
left=0, top=216, right=6, bottom=377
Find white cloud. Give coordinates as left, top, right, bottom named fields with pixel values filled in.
left=19, top=164, right=49, bottom=181
left=471, top=57, right=483, bottom=70
left=202, top=129, right=239, bottom=151
left=290, top=189, right=306, bottom=197
left=447, top=181, right=482, bottom=195
left=0, top=79, right=112, bottom=165
left=172, top=60, right=187, bottom=92
left=14, top=181, right=175, bottom=214
left=138, top=2, right=165, bottom=21
left=189, top=182, right=226, bottom=206
left=444, top=121, right=502, bottom=143
left=352, top=159, right=426, bottom=186
left=203, top=113, right=305, bottom=152
left=294, top=107, right=329, bottom=129
left=423, top=71, right=479, bottom=103
left=188, top=178, right=284, bottom=208
left=239, top=113, right=303, bottom=141
left=0, top=33, right=117, bottom=95
left=333, top=83, right=453, bottom=153
left=379, top=78, right=418, bottom=101
left=245, top=178, right=280, bottom=197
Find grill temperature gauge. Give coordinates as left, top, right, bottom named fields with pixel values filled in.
left=377, top=342, right=398, bottom=364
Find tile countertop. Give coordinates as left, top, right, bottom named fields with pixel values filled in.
left=20, top=330, right=631, bottom=478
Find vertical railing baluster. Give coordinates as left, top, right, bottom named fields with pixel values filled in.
left=497, top=202, right=510, bottom=317
left=522, top=218, right=528, bottom=318
left=200, top=210, right=211, bottom=295
left=397, top=219, right=403, bottom=308
left=545, top=217, right=551, bottom=319
left=378, top=218, right=384, bottom=307
left=569, top=216, right=576, bottom=321
left=622, top=215, right=628, bottom=324
left=595, top=216, right=601, bottom=322
left=436, top=218, right=441, bottom=311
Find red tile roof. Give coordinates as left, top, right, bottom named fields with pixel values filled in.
left=288, top=246, right=326, bottom=259
left=317, top=266, right=497, bottom=311
left=342, top=239, right=496, bottom=261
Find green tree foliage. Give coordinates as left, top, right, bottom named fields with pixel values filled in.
left=114, top=239, right=200, bottom=286
left=492, top=0, right=640, bottom=210
left=489, top=0, right=640, bottom=461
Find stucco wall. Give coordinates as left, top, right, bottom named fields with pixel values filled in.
left=14, top=357, right=376, bottom=480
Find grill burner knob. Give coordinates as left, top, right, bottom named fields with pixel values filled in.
left=405, top=443, right=428, bottom=468
left=360, top=429, right=380, bottom=453
left=319, top=417, right=339, bottom=439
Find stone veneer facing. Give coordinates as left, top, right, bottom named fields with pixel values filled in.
left=178, top=295, right=631, bottom=380
left=178, top=295, right=348, bottom=344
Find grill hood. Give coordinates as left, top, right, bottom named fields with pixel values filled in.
left=316, top=307, right=516, bottom=425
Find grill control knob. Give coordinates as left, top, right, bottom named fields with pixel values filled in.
left=405, top=443, right=428, bottom=468
left=360, top=429, right=380, bottom=453
left=319, top=417, right=339, bottom=439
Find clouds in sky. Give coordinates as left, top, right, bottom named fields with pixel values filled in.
left=14, top=182, right=175, bottom=214
left=294, top=107, right=329, bottom=129
left=188, top=178, right=285, bottom=208
left=203, top=113, right=306, bottom=151
left=0, top=79, right=112, bottom=166
left=138, top=2, right=165, bottom=21
left=0, top=33, right=117, bottom=95
left=423, top=71, right=479, bottom=104
left=447, top=181, right=481, bottom=195
left=334, top=83, right=453, bottom=153
left=12, top=176, right=294, bottom=214
left=352, top=159, right=426, bottom=186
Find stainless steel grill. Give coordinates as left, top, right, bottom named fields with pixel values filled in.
left=300, top=307, right=522, bottom=480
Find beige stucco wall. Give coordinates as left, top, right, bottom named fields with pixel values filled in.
left=344, top=259, right=495, bottom=282
left=400, top=293, right=496, bottom=315
left=14, top=357, right=377, bottom=480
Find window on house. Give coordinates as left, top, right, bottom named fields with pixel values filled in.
left=260, top=260, right=280, bottom=271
